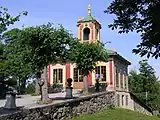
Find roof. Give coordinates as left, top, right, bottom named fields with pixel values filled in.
left=106, top=49, right=131, bottom=65
left=78, top=16, right=96, bottom=23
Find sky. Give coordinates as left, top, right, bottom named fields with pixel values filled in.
left=1, top=0, right=160, bottom=77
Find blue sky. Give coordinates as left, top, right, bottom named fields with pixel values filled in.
left=1, top=0, right=160, bottom=77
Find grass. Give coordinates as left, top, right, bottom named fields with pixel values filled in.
left=72, top=108, right=160, bottom=120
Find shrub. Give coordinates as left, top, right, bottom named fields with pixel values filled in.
left=25, top=81, right=35, bottom=94
left=48, top=84, right=63, bottom=93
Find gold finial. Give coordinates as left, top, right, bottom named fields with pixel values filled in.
left=88, top=4, right=91, bottom=16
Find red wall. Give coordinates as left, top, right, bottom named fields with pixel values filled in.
left=65, top=64, right=70, bottom=79
left=88, top=72, right=92, bottom=87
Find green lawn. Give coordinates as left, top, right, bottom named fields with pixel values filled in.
left=72, top=108, right=160, bottom=120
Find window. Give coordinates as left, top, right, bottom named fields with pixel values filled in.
left=120, top=71, right=123, bottom=89
left=126, top=95, right=128, bottom=106
left=124, top=73, right=127, bottom=89
left=73, top=68, right=83, bottom=82
left=53, top=69, right=63, bottom=83
left=83, top=28, right=90, bottom=40
left=115, top=68, right=119, bottom=88
left=95, top=66, right=106, bottom=81
left=117, top=94, right=120, bottom=106
left=96, top=29, right=99, bottom=40
left=122, top=95, right=124, bottom=106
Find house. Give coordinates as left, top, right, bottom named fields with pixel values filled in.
left=47, top=4, right=131, bottom=92
left=47, top=5, right=153, bottom=115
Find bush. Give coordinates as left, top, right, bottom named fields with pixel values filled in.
left=25, top=81, right=35, bottom=94
left=48, top=84, right=63, bottom=93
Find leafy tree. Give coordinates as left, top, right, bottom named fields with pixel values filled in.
left=0, top=5, right=27, bottom=36
left=2, top=29, right=32, bottom=94
left=0, top=5, right=27, bottom=97
left=106, top=0, right=160, bottom=59
left=17, top=23, right=78, bottom=102
left=129, top=60, right=160, bottom=110
left=71, top=42, right=108, bottom=93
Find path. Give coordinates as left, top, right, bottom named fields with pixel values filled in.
left=0, top=91, right=80, bottom=109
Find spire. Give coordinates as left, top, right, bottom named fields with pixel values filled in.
left=88, top=4, right=91, bottom=16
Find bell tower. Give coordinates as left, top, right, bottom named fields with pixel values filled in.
left=77, top=4, right=101, bottom=43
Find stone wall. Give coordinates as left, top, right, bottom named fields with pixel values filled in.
left=130, top=93, right=153, bottom=116
left=115, top=91, right=153, bottom=116
left=0, top=92, right=115, bottom=120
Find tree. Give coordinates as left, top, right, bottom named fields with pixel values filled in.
left=129, top=60, right=160, bottom=110
left=71, top=42, right=108, bottom=93
left=106, top=0, right=160, bottom=59
left=0, top=5, right=27, bottom=97
left=17, top=23, right=78, bottom=102
left=0, top=5, right=27, bottom=36
left=2, top=29, right=32, bottom=94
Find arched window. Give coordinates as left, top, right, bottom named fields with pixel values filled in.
left=83, top=28, right=90, bottom=40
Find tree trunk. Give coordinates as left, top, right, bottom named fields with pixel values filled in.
left=41, top=66, right=50, bottom=102
left=83, top=75, right=88, bottom=93
left=35, top=79, right=40, bottom=94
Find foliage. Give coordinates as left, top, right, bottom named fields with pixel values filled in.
left=12, top=23, right=78, bottom=101
left=25, top=80, right=35, bottom=94
left=0, top=5, right=27, bottom=97
left=106, top=0, right=160, bottom=59
left=129, top=60, right=160, bottom=110
left=0, top=5, right=27, bottom=35
left=71, top=42, right=108, bottom=75
left=19, top=23, right=77, bottom=77
left=72, top=108, right=159, bottom=120
left=2, top=28, right=32, bottom=94
left=70, top=42, right=108, bottom=92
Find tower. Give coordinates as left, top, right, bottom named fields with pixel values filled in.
left=77, top=4, right=101, bottom=43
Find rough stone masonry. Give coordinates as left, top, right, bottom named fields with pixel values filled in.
left=0, top=92, right=115, bottom=120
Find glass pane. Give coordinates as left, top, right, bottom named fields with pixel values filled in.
left=73, top=68, right=78, bottom=82
left=116, top=68, right=119, bottom=87
left=78, top=69, right=83, bottom=82
left=101, top=66, right=106, bottom=81
left=53, top=69, right=57, bottom=83
left=95, top=66, right=100, bottom=74
left=59, top=69, right=63, bottom=83
left=79, top=75, right=83, bottom=82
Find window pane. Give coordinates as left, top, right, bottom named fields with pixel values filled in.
left=95, top=66, right=100, bottom=79
left=101, top=66, right=106, bottom=81
left=116, top=68, right=119, bottom=88
left=59, top=69, right=63, bottom=83
left=79, top=75, right=83, bottom=82
left=78, top=69, right=83, bottom=82
left=124, top=75, right=127, bottom=89
left=53, top=69, right=57, bottom=83
left=120, top=71, right=123, bottom=89
left=95, top=66, right=100, bottom=74
left=73, top=68, right=78, bottom=82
